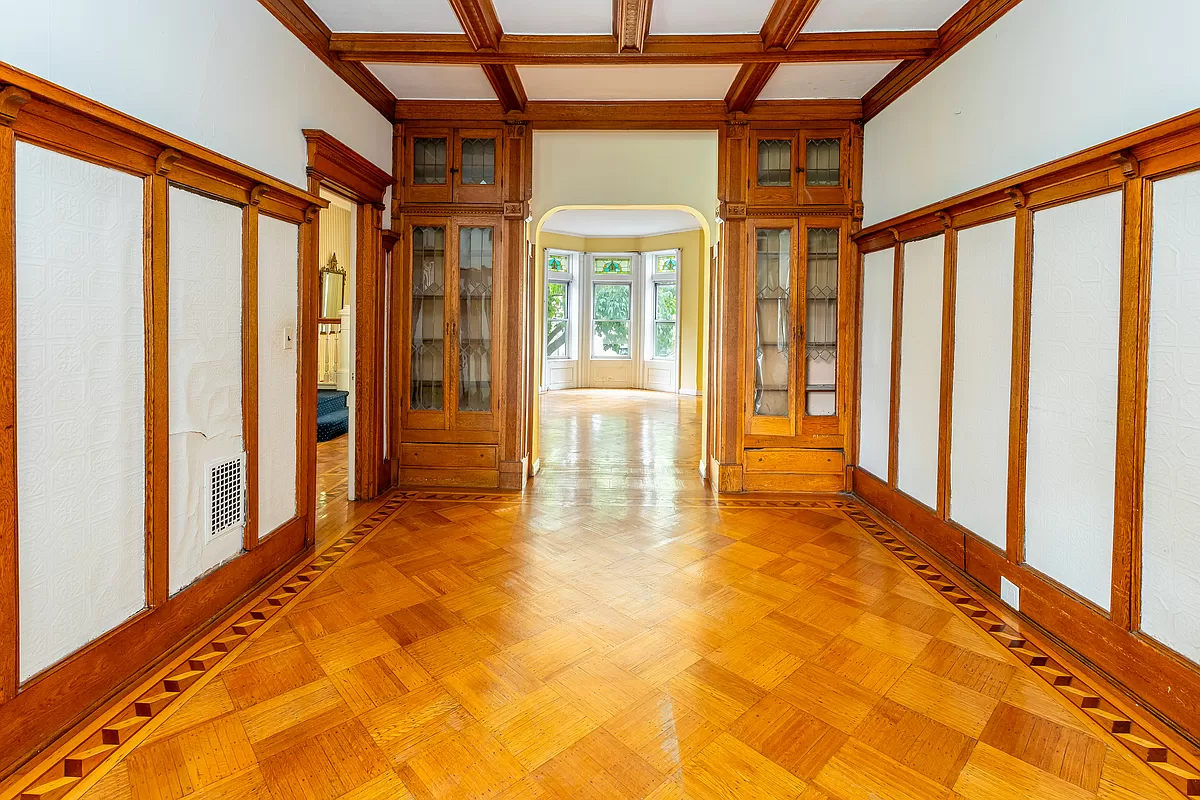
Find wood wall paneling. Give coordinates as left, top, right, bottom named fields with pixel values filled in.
left=848, top=106, right=1200, bottom=748
left=242, top=200, right=262, bottom=551
left=0, top=71, right=322, bottom=778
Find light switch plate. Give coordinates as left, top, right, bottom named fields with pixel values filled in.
left=1001, top=576, right=1020, bottom=611
left=284, top=326, right=295, bottom=351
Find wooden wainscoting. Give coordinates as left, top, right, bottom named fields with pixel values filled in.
left=849, top=105, right=1200, bottom=746
left=0, top=62, right=322, bottom=778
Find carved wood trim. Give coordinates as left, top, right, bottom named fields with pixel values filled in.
left=154, top=149, right=182, bottom=177
left=394, top=99, right=862, bottom=127
left=1006, top=186, right=1027, bottom=208
left=248, top=184, right=270, bottom=206
left=1112, top=149, right=1140, bottom=180
left=302, top=129, right=392, bottom=204
left=0, top=86, right=30, bottom=127
left=614, top=0, right=654, bottom=54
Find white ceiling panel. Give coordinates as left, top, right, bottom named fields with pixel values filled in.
left=368, top=64, right=497, bottom=100
left=518, top=65, right=741, bottom=101
left=758, top=61, right=900, bottom=99
left=803, top=0, right=969, bottom=32
left=308, top=0, right=463, bottom=33
left=650, top=0, right=776, bottom=35
left=493, top=0, right=612, bottom=34
left=543, top=209, right=703, bottom=238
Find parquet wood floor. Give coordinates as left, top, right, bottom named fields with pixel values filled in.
left=63, top=391, right=1181, bottom=800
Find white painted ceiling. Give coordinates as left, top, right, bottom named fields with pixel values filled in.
left=650, top=0, right=778, bottom=35
left=518, top=65, right=742, bottom=101
left=492, top=0, right=612, bottom=35
left=308, top=0, right=462, bottom=33
left=368, top=64, right=498, bottom=100
left=803, top=0, right=970, bottom=32
left=542, top=209, right=702, bottom=238
left=758, top=61, right=901, bottom=100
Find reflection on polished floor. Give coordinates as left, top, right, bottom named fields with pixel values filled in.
left=76, top=390, right=1174, bottom=800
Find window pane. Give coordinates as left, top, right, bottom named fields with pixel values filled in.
left=806, top=139, right=840, bottom=186
left=458, top=227, right=493, bottom=413
left=754, top=228, right=790, bottom=416
left=547, top=320, right=569, bottom=359
left=656, top=254, right=677, bottom=272
left=411, top=226, right=446, bottom=410
left=806, top=228, right=839, bottom=416
left=594, top=257, right=632, bottom=274
left=413, top=138, right=447, bottom=185
left=655, top=322, right=676, bottom=359
left=460, top=138, right=495, bottom=185
left=593, top=322, right=631, bottom=357
left=655, top=284, right=677, bottom=322
left=547, top=253, right=566, bottom=272
left=593, top=284, right=631, bottom=320
left=547, top=282, right=568, bottom=320
left=758, top=139, right=792, bottom=187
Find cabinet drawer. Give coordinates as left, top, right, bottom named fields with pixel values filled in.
left=743, top=472, right=846, bottom=493
left=401, top=444, right=497, bottom=469
left=744, top=448, right=844, bottom=474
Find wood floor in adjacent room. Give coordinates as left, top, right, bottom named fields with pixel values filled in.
left=78, top=391, right=1173, bottom=799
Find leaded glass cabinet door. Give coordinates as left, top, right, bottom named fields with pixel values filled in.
left=454, top=129, right=502, bottom=204
left=450, top=220, right=498, bottom=430
left=407, top=219, right=451, bottom=430
left=751, top=133, right=797, bottom=205
left=406, top=129, right=452, bottom=203
left=747, top=221, right=799, bottom=436
left=804, top=226, right=839, bottom=417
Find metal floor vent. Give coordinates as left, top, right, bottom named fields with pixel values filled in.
left=206, top=454, right=246, bottom=540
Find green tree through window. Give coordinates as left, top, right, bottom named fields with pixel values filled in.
left=593, top=284, right=631, bottom=356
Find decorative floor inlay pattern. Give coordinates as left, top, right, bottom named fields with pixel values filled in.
left=845, top=507, right=1200, bottom=798
left=5, top=494, right=409, bottom=800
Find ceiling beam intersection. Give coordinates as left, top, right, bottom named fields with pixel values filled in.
left=447, top=0, right=527, bottom=112
left=726, top=0, right=822, bottom=113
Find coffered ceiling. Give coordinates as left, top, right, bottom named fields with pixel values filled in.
left=259, top=0, right=1024, bottom=122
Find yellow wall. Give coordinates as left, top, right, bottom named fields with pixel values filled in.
left=539, top=230, right=706, bottom=394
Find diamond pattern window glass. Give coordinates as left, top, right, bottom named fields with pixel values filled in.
left=460, top=138, right=496, bottom=186
left=411, top=226, right=446, bottom=411
left=805, top=228, right=838, bottom=416
left=754, top=228, right=791, bottom=416
left=413, top=138, right=447, bottom=185
left=459, top=227, right=493, bottom=413
left=758, top=139, right=792, bottom=187
left=806, top=139, right=840, bottom=187
left=15, top=143, right=147, bottom=681
left=594, top=257, right=632, bottom=275
left=1143, top=168, right=1200, bottom=663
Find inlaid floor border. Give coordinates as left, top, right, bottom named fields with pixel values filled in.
left=396, top=489, right=851, bottom=509
left=3, top=494, right=411, bottom=800
left=843, top=505, right=1200, bottom=799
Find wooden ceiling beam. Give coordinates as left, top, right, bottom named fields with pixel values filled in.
left=614, top=0, right=654, bottom=53
left=862, top=0, right=1024, bottom=121
left=328, top=31, right=937, bottom=64
left=726, top=0, right=823, bottom=113
left=446, top=0, right=527, bottom=112
left=256, top=0, right=395, bottom=120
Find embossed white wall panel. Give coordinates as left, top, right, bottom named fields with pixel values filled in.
left=950, top=219, right=1015, bottom=549
left=168, top=188, right=244, bottom=595
left=897, top=235, right=944, bottom=508
left=1143, top=168, right=1200, bottom=663
left=15, top=144, right=146, bottom=681
left=859, top=248, right=894, bottom=480
left=258, top=217, right=299, bottom=537
left=1025, top=193, right=1122, bottom=611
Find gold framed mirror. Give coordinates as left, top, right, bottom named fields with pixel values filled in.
left=319, top=253, right=346, bottom=318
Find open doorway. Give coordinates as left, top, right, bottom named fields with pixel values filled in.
left=315, top=189, right=356, bottom=505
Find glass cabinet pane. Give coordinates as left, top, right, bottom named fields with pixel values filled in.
left=458, top=227, right=493, bottom=412
left=413, top=138, right=447, bottom=185
left=805, top=139, right=840, bottom=186
left=754, top=229, right=791, bottom=416
left=806, top=228, right=839, bottom=416
left=757, top=140, right=792, bottom=187
left=460, top=138, right=496, bottom=185
left=411, top=226, right=446, bottom=410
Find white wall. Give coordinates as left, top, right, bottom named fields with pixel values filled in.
left=1143, top=167, right=1200, bottom=663
left=858, top=248, right=894, bottom=480
left=15, top=144, right=147, bottom=681
left=1025, top=193, right=1122, bottom=611
left=863, top=0, right=1200, bottom=226
left=949, top=219, right=1015, bottom=550
left=168, top=188, right=245, bottom=595
left=896, top=235, right=944, bottom=508
left=0, top=0, right=392, bottom=188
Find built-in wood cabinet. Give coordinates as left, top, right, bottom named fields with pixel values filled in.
left=749, top=128, right=850, bottom=207
left=403, top=127, right=504, bottom=205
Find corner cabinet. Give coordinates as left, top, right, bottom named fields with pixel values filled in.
left=742, top=216, right=851, bottom=493
left=400, top=215, right=504, bottom=485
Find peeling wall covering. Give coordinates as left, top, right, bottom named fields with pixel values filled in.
left=15, top=143, right=147, bottom=681
left=258, top=216, right=299, bottom=537
left=168, top=188, right=244, bottom=595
